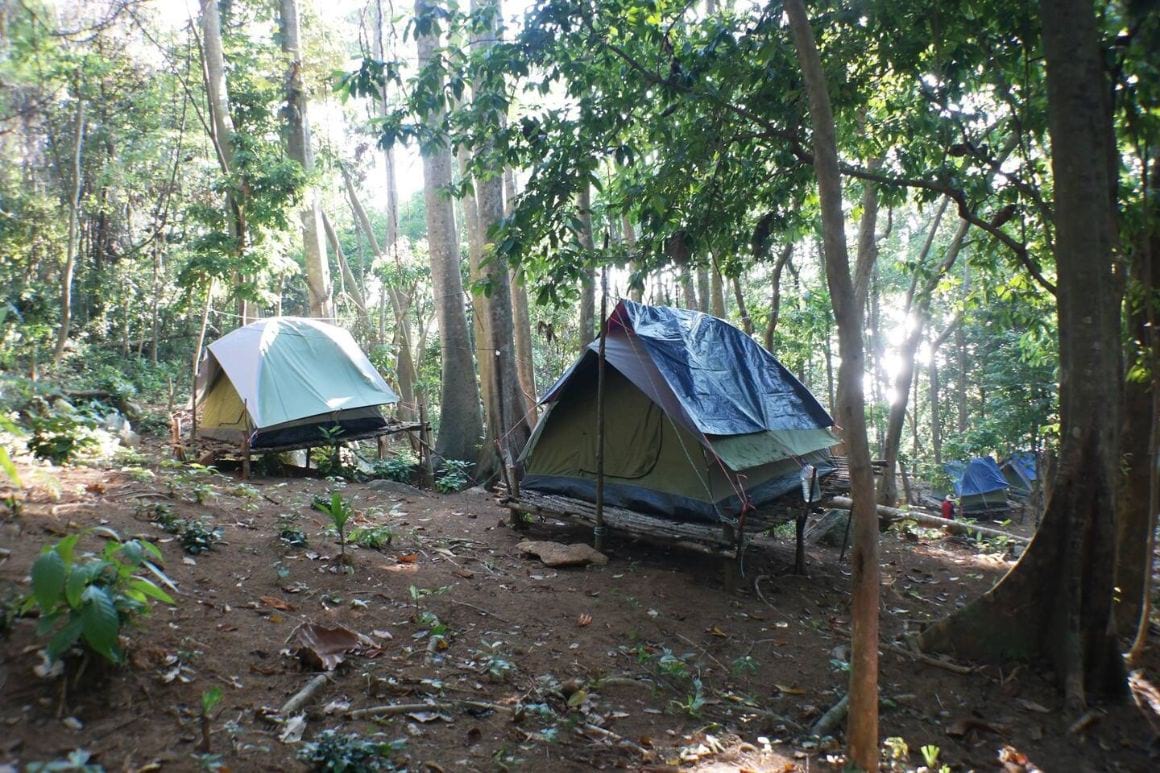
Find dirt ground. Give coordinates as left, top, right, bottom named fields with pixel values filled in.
left=0, top=440, right=1156, bottom=772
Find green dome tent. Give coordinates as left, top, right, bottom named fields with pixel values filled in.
left=519, top=301, right=838, bottom=523
left=195, top=317, right=398, bottom=449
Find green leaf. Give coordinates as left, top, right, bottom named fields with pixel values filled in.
left=0, top=446, right=20, bottom=486
left=142, top=561, right=178, bottom=594
left=80, top=586, right=121, bottom=663
left=128, top=577, right=174, bottom=605
left=31, top=550, right=67, bottom=610
left=56, top=533, right=81, bottom=565
left=65, top=565, right=89, bottom=609
left=46, top=614, right=85, bottom=661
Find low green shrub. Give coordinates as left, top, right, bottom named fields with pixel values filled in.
left=434, top=459, right=472, bottom=494
left=297, top=729, right=406, bottom=772
left=25, top=530, right=176, bottom=663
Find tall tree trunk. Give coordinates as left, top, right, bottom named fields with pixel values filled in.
left=373, top=0, right=400, bottom=253
left=695, top=266, right=710, bottom=312
left=1116, top=153, right=1159, bottom=641
left=333, top=173, right=415, bottom=420
left=52, top=97, right=85, bottom=365
left=280, top=0, right=332, bottom=319
left=878, top=205, right=960, bottom=506
left=923, top=0, right=1125, bottom=707
left=415, top=0, right=483, bottom=461
left=955, top=262, right=970, bottom=433
left=465, top=0, right=530, bottom=468
left=623, top=215, right=644, bottom=302
left=577, top=184, right=596, bottom=349
left=320, top=210, right=372, bottom=335
left=785, top=1, right=879, bottom=766
left=732, top=275, right=753, bottom=334
left=929, top=354, right=942, bottom=466
left=762, top=243, right=793, bottom=352
left=506, top=169, right=538, bottom=426
left=199, top=0, right=251, bottom=324
left=457, top=147, right=494, bottom=465
left=710, top=264, right=726, bottom=317
left=680, top=265, right=698, bottom=310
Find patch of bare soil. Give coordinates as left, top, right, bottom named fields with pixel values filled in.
left=0, top=445, right=1155, bottom=771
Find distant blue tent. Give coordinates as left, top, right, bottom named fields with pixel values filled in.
left=1001, top=452, right=1038, bottom=496
left=950, top=456, right=1010, bottom=514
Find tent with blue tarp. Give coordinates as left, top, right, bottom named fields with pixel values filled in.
left=1000, top=452, right=1038, bottom=496
left=948, top=456, right=1010, bottom=514
left=519, top=300, right=838, bottom=523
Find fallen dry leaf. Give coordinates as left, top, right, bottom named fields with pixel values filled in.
left=946, top=716, right=1006, bottom=738
left=85, top=482, right=106, bottom=495
left=577, top=613, right=593, bottom=627
left=706, top=625, right=728, bottom=638
left=288, top=622, right=377, bottom=671
left=260, top=595, right=294, bottom=611
left=774, top=684, right=806, bottom=695
left=453, top=568, right=475, bottom=579
left=1016, top=698, right=1051, bottom=713
left=383, top=563, right=418, bottom=574
left=396, top=552, right=419, bottom=564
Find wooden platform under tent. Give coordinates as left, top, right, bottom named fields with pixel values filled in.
left=170, top=411, right=430, bottom=479
left=499, top=457, right=854, bottom=576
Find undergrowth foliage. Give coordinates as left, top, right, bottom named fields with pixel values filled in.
left=25, top=530, right=176, bottom=664
left=297, top=729, right=406, bottom=772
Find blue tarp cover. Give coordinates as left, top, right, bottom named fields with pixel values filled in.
left=1005, top=451, right=1038, bottom=482
left=952, top=456, right=1009, bottom=497
left=542, top=300, right=833, bottom=436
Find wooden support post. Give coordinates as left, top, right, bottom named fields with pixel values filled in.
left=377, top=434, right=386, bottom=461
left=795, top=466, right=818, bottom=574
left=593, top=265, right=608, bottom=552
left=241, top=398, right=251, bottom=480
left=305, top=447, right=311, bottom=471
left=418, top=398, right=435, bottom=488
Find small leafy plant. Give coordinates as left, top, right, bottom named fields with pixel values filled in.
left=434, top=459, right=472, bottom=494
left=25, top=748, right=104, bottom=772
left=371, top=454, right=415, bottom=483
left=26, top=531, right=176, bottom=664
left=316, top=492, right=355, bottom=565
left=297, top=729, right=405, bottom=772
left=26, top=409, right=98, bottom=465
left=178, top=520, right=222, bottom=555
left=200, top=686, right=223, bottom=752
left=349, top=524, right=394, bottom=550
left=670, top=677, right=706, bottom=717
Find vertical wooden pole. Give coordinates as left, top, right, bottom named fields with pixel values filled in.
left=241, top=398, right=251, bottom=480
left=594, top=265, right=608, bottom=552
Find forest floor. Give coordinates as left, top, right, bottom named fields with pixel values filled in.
left=0, top=438, right=1156, bottom=772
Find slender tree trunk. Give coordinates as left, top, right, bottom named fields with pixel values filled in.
left=762, top=243, right=793, bottom=351
left=784, top=1, right=879, bottom=765
left=320, top=210, right=372, bottom=334
left=466, top=0, right=530, bottom=468
left=923, top=0, right=1125, bottom=707
left=280, top=0, right=332, bottom=319
left=623, top=215, right=644, bottom=302
left=695, top=266, right=710, bottom=312
left=929, top=354, right=942, bottom=466
left=710, top=264, right=726, bottom=317
left=53, top=97, right=85, bottom=365
left=879, top=208, right=962, bottom=506
left=457, top=146, right=494, bottom=464
left=732, top=275, right=753, bottom=334
left=679, top=265, right=697, bottom=310
left=577, top=184, right=596, bottom=349
left=956, top=262, right=970, bottom=433
left=415, top=0, right=483, bottom=461
left=373, top=0, right=400, bottom=253
left=505, top=170, right=538, bottom=425
left=1117, top=153, right=1158, bottom=642
left=199, top=0, right=251, bottom=324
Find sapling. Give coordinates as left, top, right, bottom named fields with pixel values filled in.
left=316, top=492, right=354, bottom=566
left=200, top=686, right=223, bottom=752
